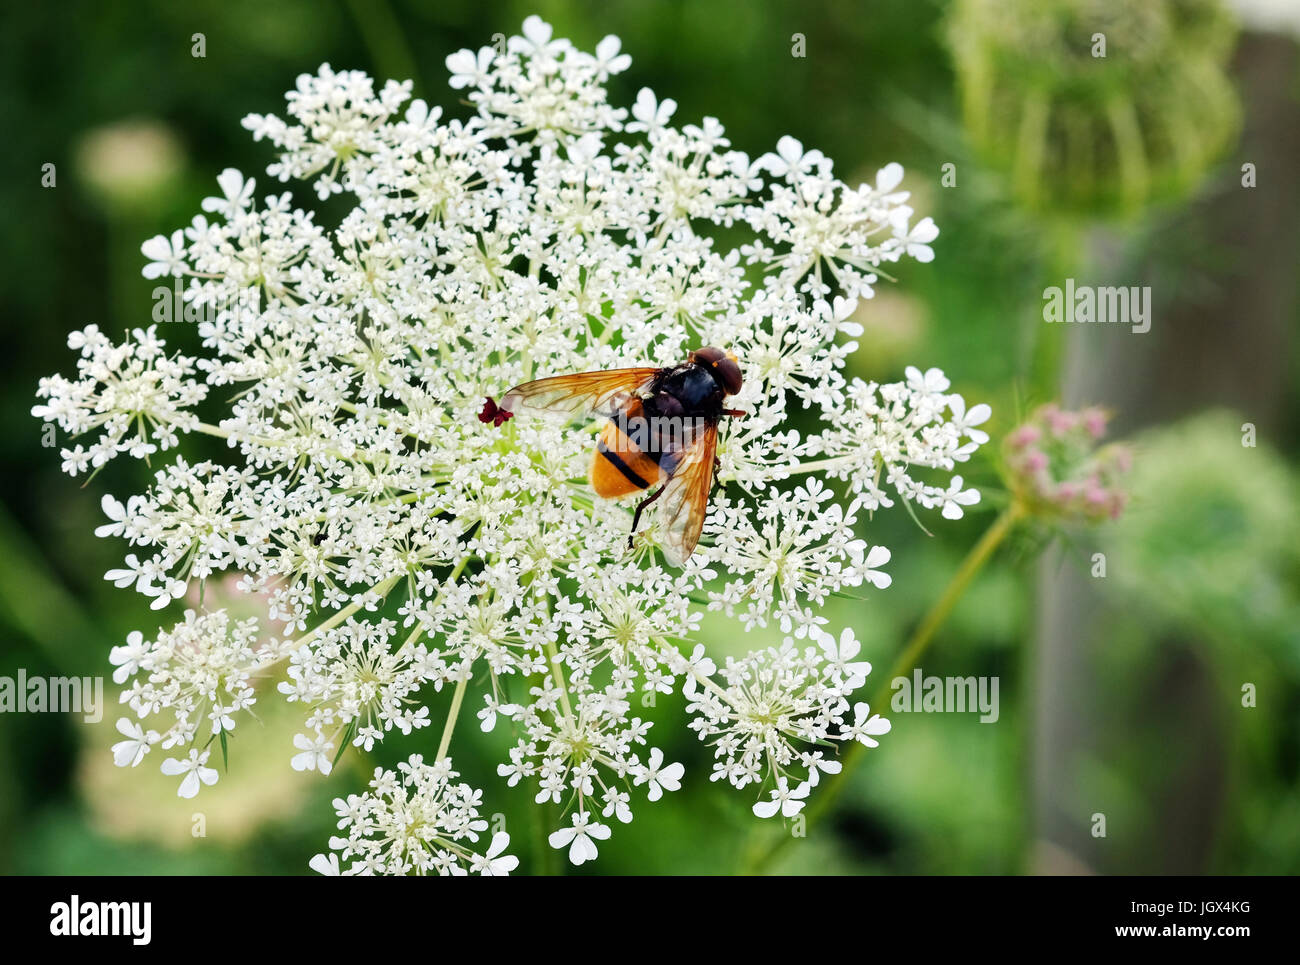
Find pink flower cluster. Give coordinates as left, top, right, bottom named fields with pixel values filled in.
left=1005, top=404, right=1130, bottom=522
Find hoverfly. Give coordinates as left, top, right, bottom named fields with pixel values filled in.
left=479, top=347, right=744, bottom=564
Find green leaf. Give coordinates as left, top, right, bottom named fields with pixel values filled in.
left=900, top=492, right=935, bottom=538
left=333, top=721, right=357, bottom=767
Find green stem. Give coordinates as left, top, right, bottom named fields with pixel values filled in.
left=190, top=421, right=358, bottom=463
left=435, top=674, right=469, bottom=761
left=544, top=636, right=573, bottom=720
left=1023, top=217, right=1080, bottom=404
left=868, top=503, right=1024, bottom=711
left=531, top=795, right=553, bottom=876
left=430, top=556, right=474, bottom=759
left=291, top=574, right=400, bottom=650
left=743, top=502, right=1024, bottom=874
left=782, top=454, right=859, bottom=477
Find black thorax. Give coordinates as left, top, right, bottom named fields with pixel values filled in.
left=612, top=363, right=724, bottom=465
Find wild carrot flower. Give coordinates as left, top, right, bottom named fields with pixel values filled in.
left=1004, top=403, right=1130, bottom=521
left=34, top=17, right=989, bottom=874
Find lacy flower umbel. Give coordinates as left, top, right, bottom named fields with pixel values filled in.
left=34, top=17, right=988, bottom=874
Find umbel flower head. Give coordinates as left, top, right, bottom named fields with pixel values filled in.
left=1004, top=403, right=1130, bottom=522
left=947, top=0, right=1239, bottom=216
left=35, top=17, right=990, bottom=874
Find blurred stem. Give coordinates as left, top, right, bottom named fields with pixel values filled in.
left=1013, top=89, right=1049, bottom=210
left=744, top=501, right=1025, bottom=874
left=0, top=502, right=101, bottom=675
left=531, top=797, right=554, bottom=876
left=1029, top=219, right=1083, bottom=400
left=1106, top=96, right=1149, bottom=212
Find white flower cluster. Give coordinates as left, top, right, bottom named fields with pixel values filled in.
left=684, top=628, right=890, bottom=816
left=37, top=17, right=989, bottom=874
left=311, top=756, right=517, bottom=875
left=32, top=325, right=205, bottom=473
left=109, top=609, right=281, bottom=766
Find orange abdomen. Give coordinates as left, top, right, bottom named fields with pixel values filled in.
left=590, top=402, right=662, bottom=498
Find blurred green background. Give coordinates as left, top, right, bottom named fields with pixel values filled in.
left=1, top=0, right=1297, bottom=875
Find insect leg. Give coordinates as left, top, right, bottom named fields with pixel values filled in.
left=628, top=483, right=668, bottom=548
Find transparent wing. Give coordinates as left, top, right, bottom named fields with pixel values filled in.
left=500, top=368, right=661, bottom=420
left=657, top=422, right=718, bottom=566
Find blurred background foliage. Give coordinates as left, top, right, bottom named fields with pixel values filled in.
left=0, top=0, right=1296, bottom=875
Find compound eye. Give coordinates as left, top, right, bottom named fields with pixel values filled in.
left=715, top=357, right=743, bottom=395
left=692, top=346, right=725, bottom=365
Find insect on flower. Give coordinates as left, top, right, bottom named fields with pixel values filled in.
left=479, top=347, right=745, bottom=564
left=32, top=14, right=994, bottom=873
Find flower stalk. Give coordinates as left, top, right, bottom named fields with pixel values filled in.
left=744, top=501, right=1025, bottom=874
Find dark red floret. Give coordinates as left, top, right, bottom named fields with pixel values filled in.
left=478, top=396, right=513, bottom=427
